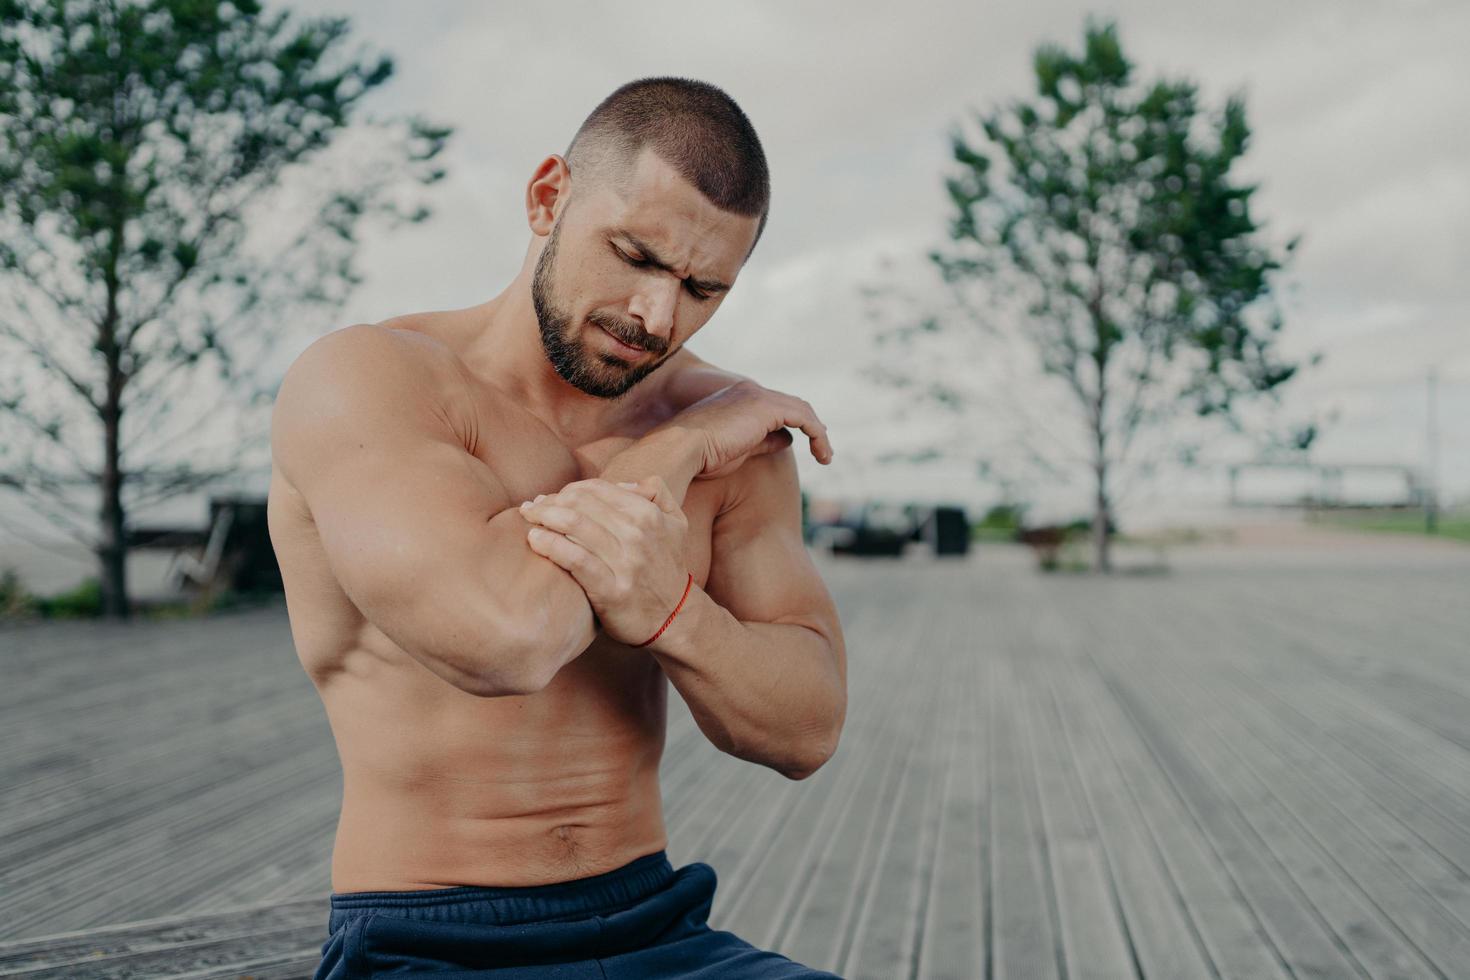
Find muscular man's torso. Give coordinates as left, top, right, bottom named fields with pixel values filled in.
left=267, top=309, right=741, bottom=892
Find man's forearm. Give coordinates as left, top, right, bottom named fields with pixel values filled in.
left=523, top=425, right=708, bottom=680
left=643, top=582, right=844, bottom=779
left=596, top=425, right=706, bottom=504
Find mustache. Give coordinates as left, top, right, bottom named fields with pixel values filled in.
left=586, top=311, right=667, bottom=354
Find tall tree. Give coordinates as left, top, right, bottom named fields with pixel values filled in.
left=879, top=17, right=1310, bottom=571
left=0, top=0, right=452, bottom=616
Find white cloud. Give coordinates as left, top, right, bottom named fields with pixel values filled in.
left=169, top=0, right=1470, bottom=514
left=5, top=0, right=1468, bottom=576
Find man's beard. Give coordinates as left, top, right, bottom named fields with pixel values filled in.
left=531, top=219, right=672, bottom=400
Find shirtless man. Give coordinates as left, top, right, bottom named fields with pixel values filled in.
left=268, top=77, right=847, bottom=978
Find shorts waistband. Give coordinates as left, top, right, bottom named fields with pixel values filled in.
left=327, top=850, right=675, bottom=924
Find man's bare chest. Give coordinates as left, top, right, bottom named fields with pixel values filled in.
left=461, top=393, right=724, bottom=592
left=383, top=313, right=739, bottom=590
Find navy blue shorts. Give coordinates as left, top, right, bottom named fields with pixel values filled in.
left=312, top=849, right=842, bottom=978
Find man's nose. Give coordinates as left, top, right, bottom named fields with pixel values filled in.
left=627, top=278, right=679, bottom=341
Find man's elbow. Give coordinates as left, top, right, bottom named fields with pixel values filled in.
left=491, top=623, right=597, bottom=696
left=782, top=713, right=844, bottom=781
left=781, top=741, right=835, bottom=781
left=436, top=607, right=594, bottom=698
left=436, top=633, right=547, bottom=698
left=487, top=580, right=604, bottom=692
left=792, top=669, right=847, bottom=779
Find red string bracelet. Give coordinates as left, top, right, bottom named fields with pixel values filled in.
left=630, top=571, right=694, bottom=648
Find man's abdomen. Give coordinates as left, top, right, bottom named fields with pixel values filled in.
left=319, top=634, right=671, bottom=893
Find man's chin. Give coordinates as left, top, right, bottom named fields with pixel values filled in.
left=594, top=355, right=668, bottom=398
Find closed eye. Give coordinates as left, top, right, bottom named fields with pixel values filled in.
left=613, top=245, right=712, bottom=301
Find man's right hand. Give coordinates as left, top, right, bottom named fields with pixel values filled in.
left=657, top=380, right=835, bottom=480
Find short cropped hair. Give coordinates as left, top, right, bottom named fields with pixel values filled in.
left=565, top=76, right=771, bottom=257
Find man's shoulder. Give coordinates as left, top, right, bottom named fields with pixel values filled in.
left=287, top=322, right=454, bottom=386
left=662, top=347, right=752, bottom=412
left=663, top=348, right=801, bottom=495
left=274, top=324, right=472, bottom=456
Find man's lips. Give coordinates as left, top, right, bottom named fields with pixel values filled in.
left=598, top=324, right=652, bottom=358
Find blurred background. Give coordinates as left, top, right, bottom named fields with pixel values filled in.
left=2, top=2, right=1468, bottom=978
left=2, top=0, right=1466, bottom=609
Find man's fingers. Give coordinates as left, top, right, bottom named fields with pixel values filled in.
left=613, top=480, right=658, bottom=500
left=526, top=526, right=614, bottom=593
left=780, top=400, right=832, bottom=464
left=520, top=501, right=622, bottom=558
left=755, top=428, right=794, bottom=456
left=645, top=476, right=679, bottom=515
left=614, top=476, right=680, bottom=516
left=556, top=478, right=655, bottom=515
left=526, top=485, right=643, bottom=551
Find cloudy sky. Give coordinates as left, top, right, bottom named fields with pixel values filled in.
left=3, top=0, right=1468, bottom=585
left=292, top=0, right=1469, bottom=514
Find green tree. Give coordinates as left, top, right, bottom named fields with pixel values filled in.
left=0, top=0, right=452, bottom=616
left=885, top=17, right=1311, bottom=571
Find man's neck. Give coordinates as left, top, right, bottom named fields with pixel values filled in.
left=455, top=284, right=673, bottom=445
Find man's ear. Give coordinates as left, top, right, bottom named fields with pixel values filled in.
left=525, top=154, right=571, bottom=235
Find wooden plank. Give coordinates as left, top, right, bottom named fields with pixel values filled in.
left=702, top=602, right=902, bottom=917
left=715, top=601, right=910, bottom=944
left=0, top=898, right=320, bottom=962
left=779, top=585, right=947, bottom=972
left=841, top=615, right=956, bottom=977
left=1224, top=665, right=1470, bottom=876
left=1154, top=575, right=1470, bottom=868
left=727, top=631, right=922, bottom=955
left=1193, top=572, right=1470, bottom=784
left=1225, top=628, right=1470, bottom=810
left=2, top=742, right=335, bottom=937
left=1040, top=658, right=1226, bottom=979
left=670, top=584, right=900, bottom=898
left=1051, top=640, right=1290, bottom=980
left=4, top=547, right=1469, bottom=977
left=1220, top=566, right=1470, bottom=690
left=716, top=721, right=877, bottom=944
left=1208, top=662, right=1470, bottom=921
left=1098, top=664, right=1367, bottom=978
left=1147, top=642, right=1470, bottom=961
left=1121, top=646, right=1445, bottom=977
left=166, top=949, right=321, bottom=980
left=1018, top=648, right=1136, bottom=979
left=916, top=619, right=985, bottom=980
left=1, top=926, right=323, bottom=979
left=988, top=649, right=1061, bottom=980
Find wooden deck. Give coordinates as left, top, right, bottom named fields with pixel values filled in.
left=1, top=538, right=1468, bottom=978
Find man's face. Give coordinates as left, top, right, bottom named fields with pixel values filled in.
left=531, top=147, right=760, bottom=399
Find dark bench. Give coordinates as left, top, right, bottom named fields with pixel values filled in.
left=126, top=495, right=283, bottom=603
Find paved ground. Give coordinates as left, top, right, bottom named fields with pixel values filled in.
left=1, top=531, right=1467, bottom=978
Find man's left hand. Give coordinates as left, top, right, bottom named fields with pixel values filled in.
left=519, top=476, right=691, bottom=646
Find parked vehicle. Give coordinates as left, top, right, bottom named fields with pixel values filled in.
left=807, top=501, right=969, bottom=558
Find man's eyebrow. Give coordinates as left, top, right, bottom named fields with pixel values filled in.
left=616, top=231, right=731, bottom=293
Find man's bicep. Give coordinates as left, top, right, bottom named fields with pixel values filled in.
left=703, top=447, right=839, bottom=640
left=271, top=326, right=536, bottom=694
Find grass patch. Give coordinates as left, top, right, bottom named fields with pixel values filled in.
left=35, top=577, right=102, bottom=618
left=0, top=564, right=279, bottom=622
left=1318, top=510, right=1470, bottom=542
